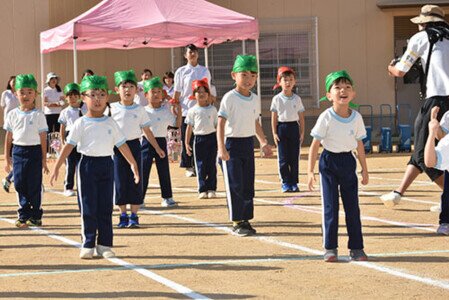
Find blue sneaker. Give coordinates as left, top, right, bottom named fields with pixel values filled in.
left=117, top=213, right=129, bottom=228
left=281, top=183, right=290, bottom=193
left=128, top=214, right=140, bottom=228
left=290, top=184, right=300, bottom=192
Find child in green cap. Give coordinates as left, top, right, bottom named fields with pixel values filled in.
left=50, top=75, right=139, bottom=259
left=111, top=70, right=165, bottom=228
left=3, top=74, right=49, bottom=228
left=217, top=54, right=273, bottom=237
left=307, top=70, right=369, bottom=262
left=58, top=83, right=83, bottom=197
left=141, top=77, right=181, bottom=208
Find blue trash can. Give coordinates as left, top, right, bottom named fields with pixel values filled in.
left=397, top=104, right=412, bottom=152
left=379, top=104, right=393, bottom=153
left=358, top=105, right=373, bottom=154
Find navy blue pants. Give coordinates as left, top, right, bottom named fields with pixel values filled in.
left=141, top=137, right=172, bottom=200
left=180, top=117, right=194, bottom=168
left=319, top=150, right=364, bottom=250
left=78, top=155, right=114, bottom=248
left=194, top=132, right=217, bottom=193
left=277, top=122, right=300, bottom=185
left=64, top=132, right=81, bottom=190
left=222, top=137, right=255, bottom=221
left=439, top=171, right=449, bottom=224
left=13, top=145, right=43, bottom=221
left=114, top=139, right=142, bottom=205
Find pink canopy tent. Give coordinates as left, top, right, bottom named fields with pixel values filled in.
left=40, top=0, right=260, bottom=83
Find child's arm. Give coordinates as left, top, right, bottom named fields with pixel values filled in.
left=4, top=131, right=12, bottom=173
left=142, top=127, right=165, bottom=158
left=50, top=143, right=75, bottom=185
left=39, top=132, right=49, bottom=175
left=271, top=111, right=280, bottom=146
left=255, top=120, right=273, bottom=157
left=298, top=112, right=305, bottom=146
left=175, top=103, right=182, bottom=128
left=185, top=124, right=193, bottom=156
left=356, top=140, right=369, bottom=185
left=307, top=139, right=321, bottom=191
left=60, top=124, right=66, bottom=146
left=425, top=107, right=441, bottom=168
left=217, top=117, right=229, bottom=161
left=117, top=143, right=140, bottom=184
left=431, top=106, right=445, bottom=140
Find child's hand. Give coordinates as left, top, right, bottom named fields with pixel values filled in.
left=300, top=133, right=304, bottom=146
left=218, top=148, right=230, bottom=161
left=42, top=160, right=49, bottom=175
left=4, top=161, right=11, bottom=174
left=261, top=144, right=273, bottom=158
left=361, top=169, right=369, bottom=185
left=429, top=106, right=440, bottom=133
left=273, top=134, right=280, bottom=146
left=185, top=144, right=193, bottom=156
left=131, top=163, right=140, bottom=184
left=307, top=172, right=316, bottom=191
left=50, top=168, right=59, bottom=186
left=156, top=147, right=166, bottom=159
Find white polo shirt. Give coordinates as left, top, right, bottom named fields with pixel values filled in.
left=218, top=89, right=260, bottom=138
left=435, top=134, right=449, bottom=170
left=396, top=30, right=449, bottom=98
left=310, top=107, right=366, bottom=153
left=174, top=63, right=211, bottom=116
left=144, top=104, right=176, bottom=138
left=4, top=108, right=48, bottom=146
left=185, top=104, right=217, bottom=135
left=110, top=102, right=151, bottom=141
left=43, top=86, right=64, bottom=114
left=67, top=116, right=126, bottom=157
left=439, top=110, right=449, bottom=133
left=1, top=90, right=19, bottom=125
left=270, top=92, right=305, bottom=122
left=134, top=81, right=148, bottom=106
left=58, top=106, right=82, bottom=132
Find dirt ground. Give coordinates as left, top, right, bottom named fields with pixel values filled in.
left=1, top=149, right=449, bottom=299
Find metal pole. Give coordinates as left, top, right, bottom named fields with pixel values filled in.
left=204, top=47, right=209, bottom=68
left=170, top=48, right=175, bottom=72
left=242, top=40, right=246, bottom=54
left=40, top=52, right=45, bottom=109
left=73, top=37, right=78, bottom=83
left=255, top=39, right=261, bottom=113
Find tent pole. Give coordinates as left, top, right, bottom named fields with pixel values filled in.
left=170, top=48, right=175, bottom=72
left=242, top=40, right=246, bottom=54
left=40, top=52, right=45, bottom=109
left=204, top=47, right=209, bottom=68
left=73, top=38, right=78, bottom=83
left=255, top=39, right=263, bottom=151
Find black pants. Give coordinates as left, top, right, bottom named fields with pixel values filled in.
left=180, top=117, right=194, bottom=168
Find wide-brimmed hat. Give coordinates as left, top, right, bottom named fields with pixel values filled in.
left=46, top=72, right=59, bottom=84
left=411, top=5, right=448, bottom=25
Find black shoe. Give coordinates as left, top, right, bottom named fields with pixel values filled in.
left=242, top=221, right=257, bottom=234
left=2, top=178, right=11, bottom=193
left=232, top=222, right=255, bottom=237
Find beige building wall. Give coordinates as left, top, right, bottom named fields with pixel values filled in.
left=2, top=0, right=449, bottom=125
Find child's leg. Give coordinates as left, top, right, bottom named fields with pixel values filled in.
left=12, top=145, right=32, bottom=220
left=319, top=150, right=340, bottom=250
left=206, top=133, right=218, bottom=191
left=339, top=153, right=364, bottom=250
left=287, top=123, right=300, bottom=185
left=439, top=170, right=449, bottom=224
left=193, top=135, right=207, bottom=193
left=27, top=146, right=43, bottom=221
left=96, top=157, right=114, bottom=247
left=77, top=156, right=99, bottom=248
left=140, top=137, right=155, bottom=202
left=64, top=147, right=79, bottom=191
left=276, top=123, right=289, bottom=184
left=154, top=138, right=173, bottom=198
left=180, top=117, right=194, bottom=169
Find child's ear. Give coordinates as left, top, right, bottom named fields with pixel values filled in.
left=231, top=72, right=236, bottom=81
left=325, top=92, right=332, bottom=101
left=114, top=87, right=119, bottom=93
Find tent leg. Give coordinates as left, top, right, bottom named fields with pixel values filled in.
left=255, top=39, right=263, bottom=151
left=242, top=40, right=246, bottom=54
left=73, top=38, right=78, bottom=83
left=40, top=53, right=45, bottom=109
left=170, top=48, right=175, bottom=72
left=204, top=47, right=209, bottom=68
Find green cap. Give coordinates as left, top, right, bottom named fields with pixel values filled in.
left=232, top=55, right=258, bottom=73
left=80, top=75, right=109, bottom=93
left=15, top=74, right=38, bottom=91
left=143, top=77, right=163, bottom=93
left=64, top=83, right=80, bottom=95
left=114, top=69, right=137, bottom=87
left=319, top=70, right=358, bottom=109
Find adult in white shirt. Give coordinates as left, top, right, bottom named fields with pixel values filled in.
left=174, top=44, right=211, bottom=177
left=383, top=4, right=449, bottom=207
left=43, top=72, right=65, bottom=134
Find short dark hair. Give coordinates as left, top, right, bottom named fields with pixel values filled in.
left=83, top=69, right=94, bottom=76
left=330, top=77, right=353, bottom=89
left=118, top=80, right=137, bottom=87
left=193, top=85, right=210, bottom=96
left=163, top=71, right=174, bottom=81
left=279, top=70, right=296, bottom=79
left=6, top=75, right=16, bottom=90
left=142, top=69, right=153, bottom=76
left=185, top=44, right=198, bottom=53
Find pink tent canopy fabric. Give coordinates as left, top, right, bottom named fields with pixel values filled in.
left=40, top=0, right=259, bottom=53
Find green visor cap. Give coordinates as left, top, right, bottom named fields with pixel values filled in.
left=114, top=69, right=137, bottom=87
left=15, top=74, right=38, bottom=91
left=232, top=55, right=258, bottom=73
left=64, top=83, right=80, bottom=95
left=80, top=75, right=109, bottom=93
left=143, top=77, right=163, bottom=93
left=319, top=70, right=358, bottom=109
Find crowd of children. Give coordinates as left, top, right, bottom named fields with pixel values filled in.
left=18, top=39, right=449, bottom=263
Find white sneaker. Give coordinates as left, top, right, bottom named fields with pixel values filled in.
left=185, top=168, right=196, bottom=177
left=198, top=192, right=208, bottom=199
left=430, top=205, right=442, bottom=213
left=207, top=191, right=216, bottom=199
left=161, top=198, right=177, bottom=207
left=380, top=191, right=401, bottom=208
left=96, top=245, right=115, bottom=258
left=79, top=247, right=94, bottom=259
left=63, top=189, right=76, bottom=197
